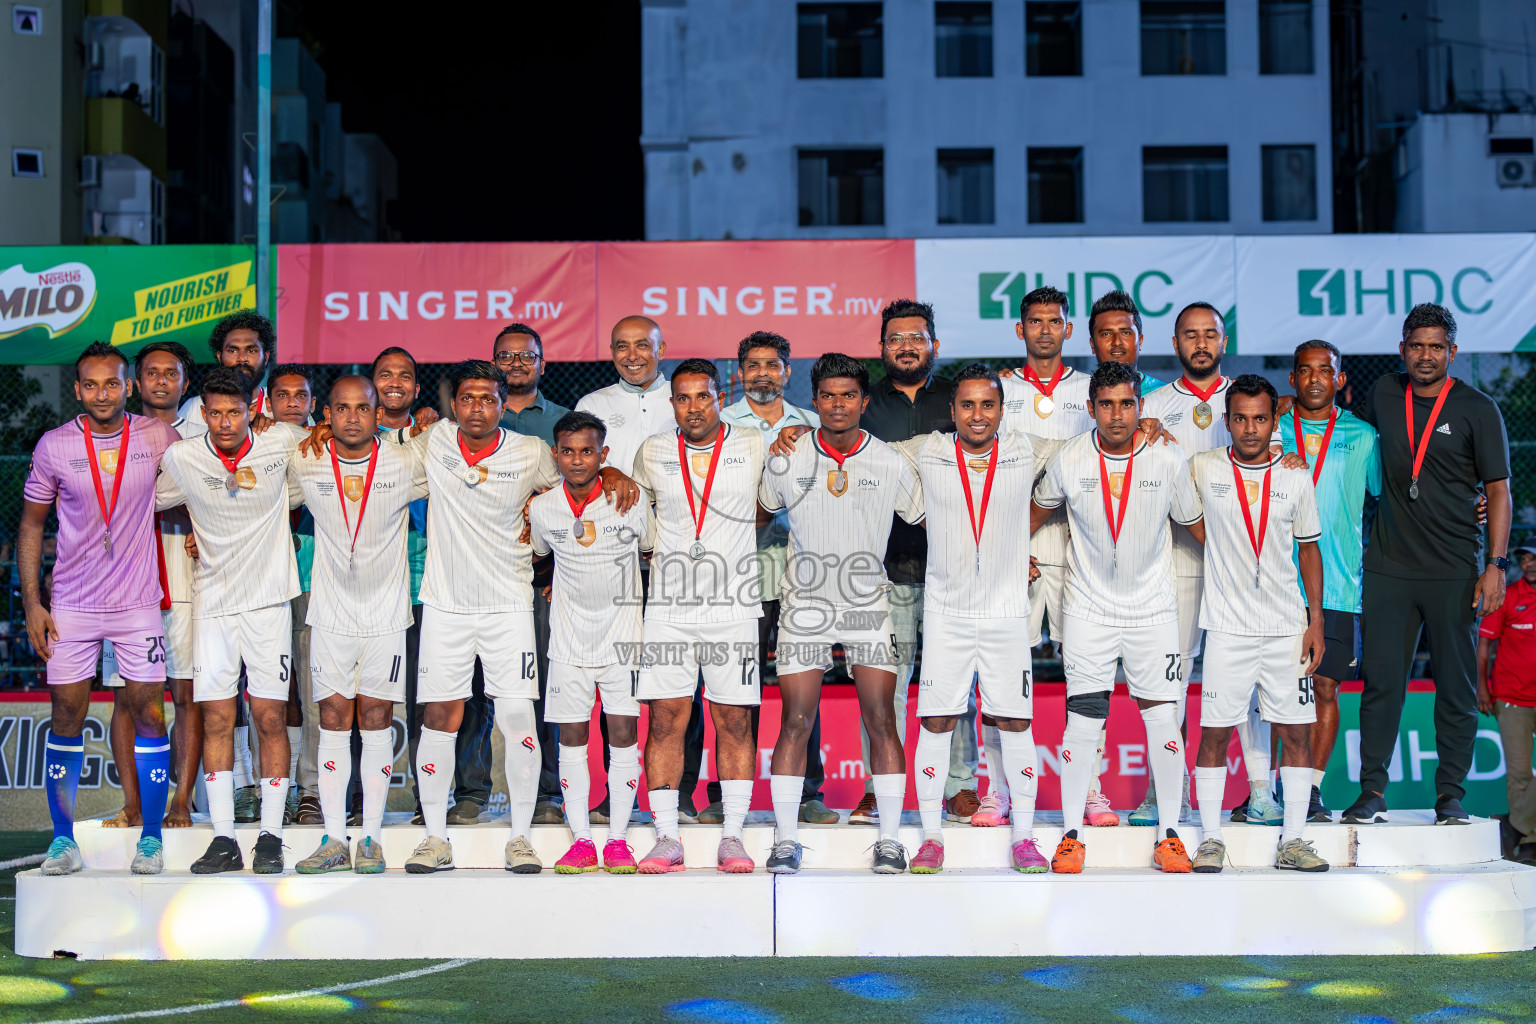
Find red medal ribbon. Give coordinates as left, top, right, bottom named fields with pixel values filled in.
left=564, top=481, right=601, bottom=519
left=82, top=416, right=129, bottom=550
left=678, top=427, right=726, bottom=544
left=955, top=436, right=999, bottom=558
left=1097, top=434, right=1135, bottom=552
left=1230, top=450, right=1273, bottom=589
left=457, top=429, right=496, bottom=468
left=1405, top=377, right=1455, bottom=490
left=154, top=512, right=171, bottom=610
left=1293, top=407, right=1338, bottom=486
left=1023, top=362, right=1065, bottom=397
left=813, top=428, right=863, bottom=469
left=1179, top=375, right=1225, bottom=403
left=252, top=389, right=265, bottom=417
left=213, top=433, right=253, bottom=476
left=329, top=439, right=379, bottom=559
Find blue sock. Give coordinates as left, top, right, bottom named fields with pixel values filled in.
left=45, top=731, right=84, bottom=842
left=134, top=731, right=172, bottom=842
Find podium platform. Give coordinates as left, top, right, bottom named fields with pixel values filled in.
left=16, top=812, right=1536, bottom=959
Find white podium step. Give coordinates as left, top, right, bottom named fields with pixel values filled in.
left=65, top=809, right=1499, bottom=873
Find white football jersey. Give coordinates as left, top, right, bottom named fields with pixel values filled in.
left=758, top=430, right=923, bottom=615
left=1002, top=368, right=1092, bottom=568
left=155, top=422, right=308, bottom=618
left=905, top=429, right=1038, bottom=619
left=1034, top=431, right=1203, bottom=628
left=1141, top=376, right=1232, bottom=578
left=179, top=386, right=271, bottom=425
left=398, top=422, right=561, bottom=614
left=1190, top=448, right=1321, bottom=637
left=530, top=484, right=656, bottom=667
left=574, top=377, right=675, bottom=475
left=630, top=423, right=766, bottom=625
left=157, top=416, right=208, bottom=604
left=289, top=439, right=429, bottom=637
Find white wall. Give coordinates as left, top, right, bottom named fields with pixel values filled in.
left=1396, top=113, right=1536, bottom=233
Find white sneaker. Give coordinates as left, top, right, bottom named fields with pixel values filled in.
left=404, top=835, right=453, bottom=874
left=1247, top=789, right=1284, bottom=825
left=41, top=837, right=82, bottom=876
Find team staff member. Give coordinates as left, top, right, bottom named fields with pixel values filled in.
left=576, top=316, right=675, bottom=475
left=1477, top=540, right=1536, bottom=864
left=1345, top=303, right=1512, bottom=826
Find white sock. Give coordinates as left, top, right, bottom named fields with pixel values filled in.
left=558, top=746, right=591, bottom=841
left=317, top=729, right=350, bottom=840
left=259, top=777, right=289, bottom=837
left=914, top=727, right=952, bottom=838
left=1000, top=728, right=1038, bottom=841
left=1174, top=686, right=1188, bottom=729
left=1140, top=703, right=1183, bottom=833
left=720, top=779, right=752, bottom=839
left=359, top=729, right=392, bottom=845
left=286, top=724, right=302, bottom=781
left=416, top=727, right=456, bottom=840
left=207, top=769, right=235, bottom=838
left=981, top=723, right=1007, bottom=808
left=1312, top=768, right=1326, bottom=789
left=1060, top=711, right=1102, bottom=833
left=233, top=725, right=254, bottom=788
left=1195, top=766, right=1227, bottom=843
left=771, top=774, right=803, bottom=843
left=495, top=697, right=539, bottom=840
left=607, top=743, right=641, bottom=843
left=872, top=773, right=906, bottom=841
left=1238, top=712, right=1271, bottom=790
left=1280, top=766, right=1311, bottom=843
left=651, top=788, right=680, bottom=840
left=1090, top=724, right=1108, bottom=790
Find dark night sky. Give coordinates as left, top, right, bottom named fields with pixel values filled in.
left=286, top=1, right=644, bottom=243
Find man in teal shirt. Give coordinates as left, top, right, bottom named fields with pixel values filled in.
left=1277, top=339, right=1380, bottom=822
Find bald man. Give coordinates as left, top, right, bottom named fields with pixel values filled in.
left=574, top=317, right=675, bottom=475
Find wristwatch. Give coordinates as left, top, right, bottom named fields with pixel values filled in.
left=1489, top=556, right=1510, bottom=572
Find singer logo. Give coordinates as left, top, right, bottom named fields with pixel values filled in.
left=421, top=763, right=436, bottom=776
left=1164, top=740, right=1180, bottom=754
left=520, top=736, right=536, bottom=752
left=323, top=760, right=337, bottom=773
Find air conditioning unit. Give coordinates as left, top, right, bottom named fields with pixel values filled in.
left=1494, top=155, right=1536, bottom=188
left=79, top=155, right=99, bottom=187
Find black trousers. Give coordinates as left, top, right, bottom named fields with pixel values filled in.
left=1359, top=570, right=1481, bottom=802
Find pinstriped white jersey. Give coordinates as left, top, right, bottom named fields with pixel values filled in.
left=1190, top=448, right=1322, bottom=637
left=401, top=422, right=561, bottom=614
left=158, top=416, right=208, bottom=604
left=1002, top=368, right=1092, bottom=567
left=154, top=422, right=309, bottom=618
left=574, top=377, right=675, bottom=475
left=630, top=424, right=766, bottom=625
left=1034, top=431, right=1203, bottom=628
left=905, top=429, right=1038, bottom=619
left=1141, top=377, right=1232, bottom=577
left=530, top=486, right=656, bottom=667
left=758, top=430, right=923, bottom=615
left=289, top=440, right=429, bottom=637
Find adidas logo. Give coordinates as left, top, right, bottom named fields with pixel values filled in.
left=1436, top=423, right=1452, bottom=435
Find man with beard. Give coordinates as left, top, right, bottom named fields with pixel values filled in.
left=493, top=323, right=570, bottom=825
left=179, top=309, right=274, bottom=420
left=719, top=331, right=834, bottom=826
left=576, top=316, right=676, bottom=475
left=1345, top=303, right=1511, bottom=827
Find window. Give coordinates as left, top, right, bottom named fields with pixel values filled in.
left=1026, top=2, right=1082, bottom=76
left=799, top=148, right=884, bottom=226
left=1028, top=147, right=1083, bottom=223
left=11, top=149, right=43, bottom=177
left=1258, top=0, right=1312, bottom=74
left=1262, top=144, right=1316, bottom=221
left=1489, top=137, right=1536, bottom=155
left=1141, top=1, right=1225, bottom=75
left=937, top=148, right=994, bottom=224
left=1143, top=146, right=1228, bottom=221
left=935, top=3, right=992, bottom=77
left=798, top=3, right=883, bottom=78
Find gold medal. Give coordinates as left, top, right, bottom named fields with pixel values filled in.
left=827, top=469, right=848, bottom=496
left=1193, top=402, right=1213, bottom=430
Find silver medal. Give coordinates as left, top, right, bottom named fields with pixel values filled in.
left=573, top=519, right=585, bottom=539
left=1036, top=395, right=1054, bottom=417
left=1409, top=478, right=1419, bottom=501
left=463, top=467, right=481, bottom=485
left=224, top=472, right=238, bottom=492
left=688, top=540, right=706, bottom=560
left=104, top=532, right=112, bottom=555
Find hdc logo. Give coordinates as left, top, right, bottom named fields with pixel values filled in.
left=978, top=270, right=1177, bottom=320
left=1297, top=268, right=1493, bottom=317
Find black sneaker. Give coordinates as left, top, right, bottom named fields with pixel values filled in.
left=190, top=835, right=244, bottom=874
left=1434, top=795, right=1470, bottom=825
left=1513, top=840, right=1536, bottom=866
left=1341, top=792, right=1388, bottom=824
left=1307, top=785, right=1332, bottom=823
left=252, top=831, right=285, bottom=874
left=1228, top=796, right=1250, bottom=824
left=766, top=840, right=802, bottom=874
left=678, top=791, right=700, bottom=824
left=871, top=838, right=907, bottom=874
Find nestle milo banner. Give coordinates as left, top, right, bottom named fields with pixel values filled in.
left=0, top=246, right=255, bottom=364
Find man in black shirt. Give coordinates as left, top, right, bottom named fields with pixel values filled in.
left=1345, top=303, right=1512, bottom=826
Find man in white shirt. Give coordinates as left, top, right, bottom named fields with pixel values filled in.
left=1031, top=361, right=1202, bottom=875
left=178, top=309, right=274, bottom=422
left=155, top=368, right=311, bottom=875
left=287, top=377, right=429, bottom=875
left=1186, top=374, right=1329, bottom=874
left=574, top=315, right=675, bottom=475
left=629, top=360, right=767, bottom=874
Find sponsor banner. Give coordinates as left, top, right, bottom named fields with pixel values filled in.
left=595, top=239, right=916, bottom=359
left=1236, top=233, right=1536, bottom=354
left=276, top=243, right=598, bottom=363
left=915, top=236, right=1236, bottom=358
left=0, top=246, right=255, bottom=364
